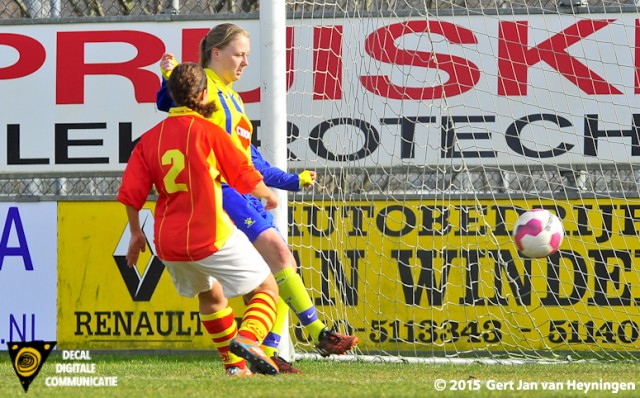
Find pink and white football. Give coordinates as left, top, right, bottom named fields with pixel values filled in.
left=513, top=209, right=564, bottom=258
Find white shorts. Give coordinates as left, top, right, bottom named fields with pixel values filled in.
left=162, top=228, right=270, bottom=298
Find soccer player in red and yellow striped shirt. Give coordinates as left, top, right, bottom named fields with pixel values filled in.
left=118, top=62, right=280, bottom=376
left=157, top=24, right=358, bottom=373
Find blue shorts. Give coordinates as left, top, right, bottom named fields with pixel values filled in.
left=222, top=185, right=275, bottom=243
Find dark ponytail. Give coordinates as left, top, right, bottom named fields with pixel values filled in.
left=167, top=62, right=217, bottom=118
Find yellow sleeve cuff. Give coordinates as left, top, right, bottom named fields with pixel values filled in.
left=160, top=56, right=178, bottom=80
left=299, top=170, right=313, bottom=188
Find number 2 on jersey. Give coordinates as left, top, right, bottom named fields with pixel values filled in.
left=162, top=149, right=188, bottom=193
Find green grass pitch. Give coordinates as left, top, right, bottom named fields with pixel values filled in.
left=1, top=352, right=639, bottom=397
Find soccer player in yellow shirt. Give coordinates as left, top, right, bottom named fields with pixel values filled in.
left=121, top=62, right=280, bottom=377
left=157, top=24, right=358, bottom=373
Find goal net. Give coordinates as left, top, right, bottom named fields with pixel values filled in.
left=282, top=3, right=640, bottom=362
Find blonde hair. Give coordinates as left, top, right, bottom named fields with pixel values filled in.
left=199, top=23, right=249, bottom=68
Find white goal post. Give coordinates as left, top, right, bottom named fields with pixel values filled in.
left=260, top=0, right=296, bottom=362
left=280, top=8, right=640, bottom=361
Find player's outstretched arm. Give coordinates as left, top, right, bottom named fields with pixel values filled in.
left=156, top=81, right=174, bottom=112
left=250, top=145, right=316, bottom=191
left=124, top=205, right=146, bottom=268
left=156, top=53, right=179, bottom=112
left=159, top=53, right=178, bottom=77
left=206, top=120, right=278, bottom=210
left=249, top=182, right=278, bottom=210
left=117, top=144, right=152, bottom=268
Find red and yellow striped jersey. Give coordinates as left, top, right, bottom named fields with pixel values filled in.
left=117, top=107, right=263, bottom=261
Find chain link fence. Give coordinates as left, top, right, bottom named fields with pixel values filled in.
left=1, top=166, right=639, bottom=201
left=1, top=0, right=638, bottom=19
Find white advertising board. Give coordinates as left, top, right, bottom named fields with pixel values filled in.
left=0, top=15, right=638, bottom=171
left=0, top=202, right=57, bottom=350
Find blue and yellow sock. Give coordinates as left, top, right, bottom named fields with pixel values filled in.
left=261, top=298, right=289, bottom=357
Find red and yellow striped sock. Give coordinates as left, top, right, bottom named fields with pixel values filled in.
left=238, top=292, right=277, bottom=344
left=200, top=307, right=245, bottom=369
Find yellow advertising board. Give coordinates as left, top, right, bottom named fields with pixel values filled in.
left=58, top=202, right=224, bottom=349
left=289, top=199, right=640, bottom=353
left=59, top=199, right=640, bottom=353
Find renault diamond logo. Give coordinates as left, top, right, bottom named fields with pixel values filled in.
left=113, top=209, right=164, bottom=301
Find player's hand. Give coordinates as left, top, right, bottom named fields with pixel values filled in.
left=299, top=170, right=316, bottom=188
left=263, top=192, right=278, bottom=210
left=160, top=53, right=178, bottom=79
left=126, top=230, right=146, bottom=268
